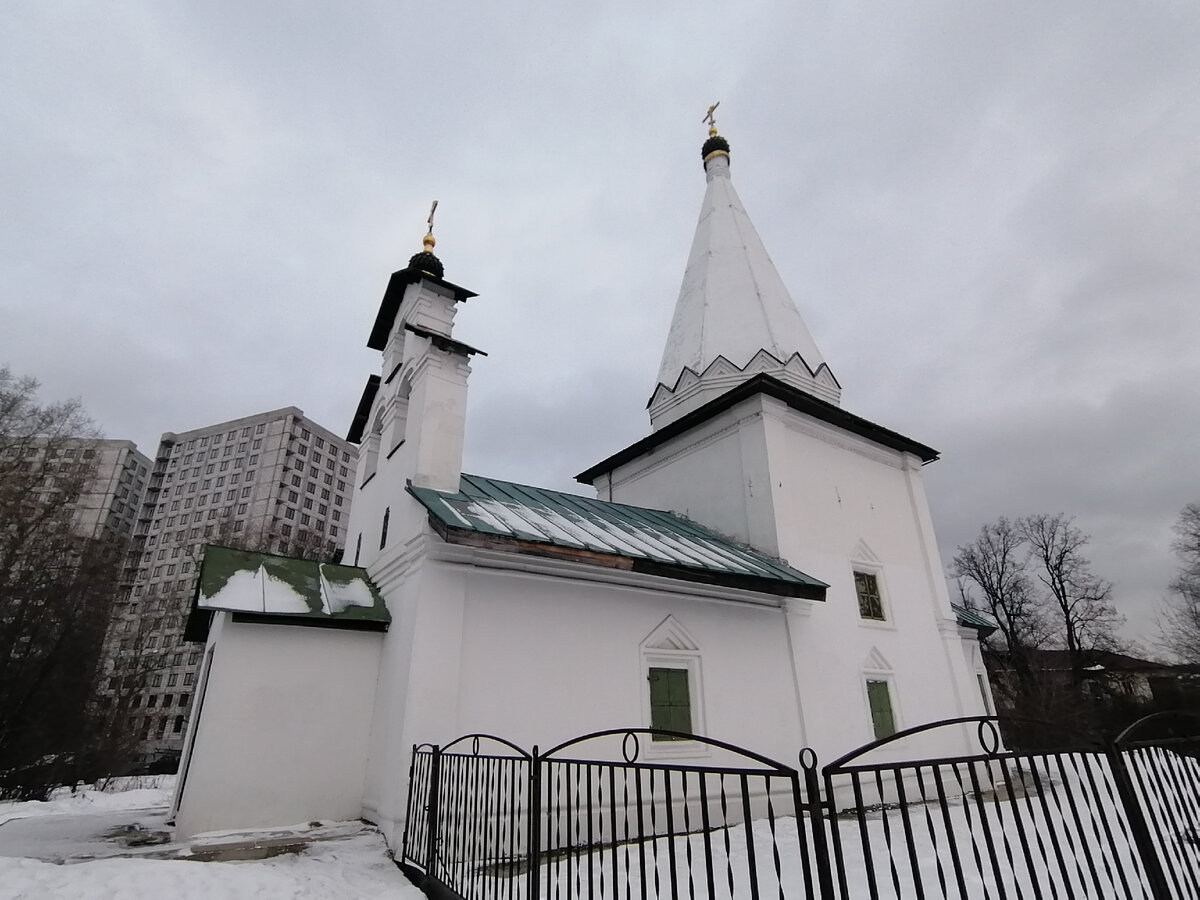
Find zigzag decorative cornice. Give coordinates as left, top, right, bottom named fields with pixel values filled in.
left=648, top=348, right=842, bottom=427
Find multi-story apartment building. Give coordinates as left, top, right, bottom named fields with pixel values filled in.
left=114, top=407, right=358, bottom=763
left=66, top=440, right=152, bottom=541
left=1, top=438, right=151, bottom=541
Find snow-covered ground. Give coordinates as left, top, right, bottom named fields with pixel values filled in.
left=0, top=778, right=422, bottom=899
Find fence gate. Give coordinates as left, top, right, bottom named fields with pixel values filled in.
left=400, top=718, right=1200, bottom=900
left=400, top=735, right=533, bottom=900
left=400, top=728, right=832, bottom=900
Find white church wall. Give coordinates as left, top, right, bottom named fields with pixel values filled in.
left=762, top=399, right=984, bottom=761
left=361, top=547, right=814, bottom=847
left=596, top=396, right=782, bottom=557
left=173, top=619, right=382, bottom=839
left=596, top=393, right=985, bottom=764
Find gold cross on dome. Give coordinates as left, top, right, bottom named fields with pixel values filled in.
left=703, top=102, right=720, bottom=128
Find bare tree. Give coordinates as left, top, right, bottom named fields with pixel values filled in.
left=1020, top=513, right=1123, bottom=677
left=1158, top=502, right=1200, bottom=663
left=0, top=367, right=127, bottom=797
left=951, top=517, right=1048, bottom=699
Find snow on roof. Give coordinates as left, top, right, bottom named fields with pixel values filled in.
left=193, top=547, right=390, bottom=631
left=408, top=474, right=828, bottom=600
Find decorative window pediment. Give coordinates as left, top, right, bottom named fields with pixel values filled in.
left=641, top=615, right=700, bottom=652
left=863, top=646, right=891, bottom=673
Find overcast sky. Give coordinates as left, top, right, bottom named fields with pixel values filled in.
left=3, top=2, right=1197, bottom=650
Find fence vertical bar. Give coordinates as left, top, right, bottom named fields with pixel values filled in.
left=426, top=745, right=443, bottom=882
left=802, top=751, right=836, bottom=900
left=529, top=745, right=542, bottom=900
left=401, top=744, right=419, bottom=866
left=1107, top=743, right=1172, bottom=900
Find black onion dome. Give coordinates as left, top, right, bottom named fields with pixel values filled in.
left=408, top=250, right=444, bottom=279
left=701, top=134, right=730, bottom=160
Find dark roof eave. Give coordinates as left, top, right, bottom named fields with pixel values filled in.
left=577, top=374, right=938, bottom=484
left=229, top=612, right=390, bottom=633
left=403, top=322, right=487, bottom=358
left=429, top=517, right=827, bottom=602
left=346, top=374, right=381, bottom=444
left=367, top=268, right=477, bottom=351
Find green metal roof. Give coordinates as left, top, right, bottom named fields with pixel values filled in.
left=407, top=474, right=828, bottom=600
left=193, top=546, right=390, bottom=630
left=952, top=603, right=997, bottom=635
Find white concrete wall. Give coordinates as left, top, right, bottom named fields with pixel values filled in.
left=361, top=546, right=809, bottom=845
left=173, top=619, right=382, bottom=839
left=599, top=393, right=986, bottom=763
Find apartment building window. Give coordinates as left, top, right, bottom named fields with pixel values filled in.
left=256, top=424, right=264, bottom=434
left=291, top=475, right=301, bottom=487
left=249, top=454, right=258, bottom=465
left=220, top=461, right=229, bottom=471
left=251, top=439, right=261, bottom=450
left=297, top=444, right=307, bottom=457
left=318, top=504, right=327, bottom=515
left=227, top=430, right=236, bottom=440
left=300, top=514, right=311, bottom=526
left=184, top=673, right=195, bottom=686
left=330, top=525, right=338, bottom=537
left=335, top=496, right=343, bottom=506
left=310, top=466, right=319, bottom=478
left=301, top=428, right=310, bottom=440
left=288, top=491, right=298, bottom=502
left=332, top=510, right=341, bottom=521
left=324, top=474, right=333, bottom=485
left=312, top=451, right=322, bottom=464
left=168, top=674, right=179, bottom=687
left=241, top=487, right=251, bottom=497
left=303, top=498, right=313, bottom=509
left=226, top=490, right=235, bottom=501
left=281, top=524, right=292, bottom=536
left=285, top=508, right=296, bottom=520
left=306, top=483, right=315, bottom=494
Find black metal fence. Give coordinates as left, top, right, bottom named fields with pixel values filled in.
left=399, top=716, right=1200, bottom=900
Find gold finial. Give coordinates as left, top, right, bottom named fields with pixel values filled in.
left=423, top=200, right=438, bottom=251
left=703, top=101, right=720, bottom=136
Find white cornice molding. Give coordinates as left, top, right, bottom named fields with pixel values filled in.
left=426, top=540, right=788, bottom=610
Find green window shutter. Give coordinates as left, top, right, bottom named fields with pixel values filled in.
left=649, top=667, right=692, bottom=740
left=866, top=679, right=896, bottom=739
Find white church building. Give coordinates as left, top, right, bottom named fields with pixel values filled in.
left=172, top=120, right=992, bottom=842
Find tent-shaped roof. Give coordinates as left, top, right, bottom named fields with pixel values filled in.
left=408, top=473, right=827, bottom=601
